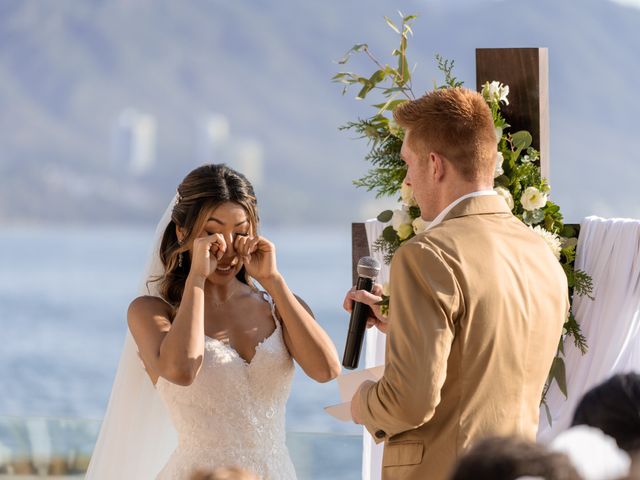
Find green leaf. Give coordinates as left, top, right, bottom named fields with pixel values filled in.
left=550, top=357, right=568, bottom=398
left=384, top=16, right=400, bottom=34
left=512, top=131, right=533, bottom=150
left=382, top=225, right=399, bottom=243
left=408, top=206, right=421, bottom=218
left=337, top=43, right=369, bottom=64
left=373, top=99, right=407, bottom=113
left=561, top=225, right=577, bottom=238
left=403, top=14, right=418, bottom=22
left=382, top=87, right=408, bottom=95
left=377, top=210, right=394, bottom=223
left=356, top=82, right=375, bottom=100
left=368, top=69, right=386, bottom=86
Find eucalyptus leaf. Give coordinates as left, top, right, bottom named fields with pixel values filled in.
left=382, top=225, right=399, bottom=243
left=377, top=210, right=394, bottom=223
left=512, top=131, right=533, bottom=150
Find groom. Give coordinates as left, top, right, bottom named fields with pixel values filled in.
left=345, top=87, right=569, bottom=480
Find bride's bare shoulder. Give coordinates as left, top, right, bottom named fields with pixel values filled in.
left=127, top=296, right=174, bottom=330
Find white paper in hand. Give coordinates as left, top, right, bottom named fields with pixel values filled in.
left=324, top=365, right=385, bottom=422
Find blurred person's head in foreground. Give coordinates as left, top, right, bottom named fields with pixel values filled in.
left=551, top=425, right=631, bottom=480
left=572, top=372, right=640, bottom=454
left=449, top=435, right=582, bottom=480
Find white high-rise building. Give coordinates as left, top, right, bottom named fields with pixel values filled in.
left=111, top=109, right=157, bottom=176
left=231, top=139, right=264, bottom=188
left=196, top=114, right=230, bottom=165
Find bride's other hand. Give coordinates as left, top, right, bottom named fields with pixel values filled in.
left=190, top=234, right=226, bottom=279
left=235, top=235, right=279, bottom=283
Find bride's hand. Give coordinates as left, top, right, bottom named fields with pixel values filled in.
left=235, top=235, right=279, bottom=283
left=189, top=234, right=226, bottom=280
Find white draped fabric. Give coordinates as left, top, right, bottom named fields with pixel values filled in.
left=86, top=197, right=178, bottom=479
left=362, top=215, right=640, bottom=478
left=538, top=216, right=640, bottom=442
left=362, top=219, right=389, bottom=480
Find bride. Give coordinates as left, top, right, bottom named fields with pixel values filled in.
left=86, top=164, right=341, bottom=479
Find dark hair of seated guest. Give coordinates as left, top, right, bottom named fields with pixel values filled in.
left=572, top=372, right=640, bottom=454
left=448, top=436, right=583, bottom=480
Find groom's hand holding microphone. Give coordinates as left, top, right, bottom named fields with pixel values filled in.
left=343, top=285, right=388, bottom=334
left=341, top=256, right=387, bottom=423
left=341, top=257, right=387, bottom=370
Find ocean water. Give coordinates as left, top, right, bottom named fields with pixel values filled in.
left=0, top=225, right=363, bottom=437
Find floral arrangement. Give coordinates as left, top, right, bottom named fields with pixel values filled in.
left=334, top=13, right=593, bottom=418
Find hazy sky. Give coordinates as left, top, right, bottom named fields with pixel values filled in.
left=611, top=0, right=640, bottom=5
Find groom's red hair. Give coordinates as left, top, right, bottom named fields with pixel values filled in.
left=393, top=87, right=496, bottom=183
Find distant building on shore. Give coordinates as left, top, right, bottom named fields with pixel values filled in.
left=196, top=113, right=231, bottom=166
left=111, top=108, right=157, bottom=176
left=230, top=139, right=264, bottom=188
left=195, top=112, right=263, bottom=187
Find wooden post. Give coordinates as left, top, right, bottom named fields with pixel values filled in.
left=352, top=222, right=370, bottom=285
left=476, top=48, right=550, bottom=180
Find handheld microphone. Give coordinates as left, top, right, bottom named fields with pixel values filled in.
left=342, top=256, right=382, bottom=370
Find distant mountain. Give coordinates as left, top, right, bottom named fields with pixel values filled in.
left=0, top=0, right=638, bottom=225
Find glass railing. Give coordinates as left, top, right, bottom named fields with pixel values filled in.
left=0, top=416, right=362, bottom=479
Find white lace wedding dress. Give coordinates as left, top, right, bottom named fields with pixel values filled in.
left=155, top=297, right=297, bottom=479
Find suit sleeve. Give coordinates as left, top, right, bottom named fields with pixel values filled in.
left=356, top=240, right=461, bottom=442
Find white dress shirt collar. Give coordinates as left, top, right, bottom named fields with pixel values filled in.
left=425, top=189, right=497, bottom=231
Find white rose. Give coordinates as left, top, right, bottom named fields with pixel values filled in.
left=391, top=206, right=411, bottom=231
left=530, top=225, right=562, bottom=260
left=494, top=151, right=504, bottom=178
left=521, top=187, right=548, bottom=211
left=400, top=182, right=417, bottom=207
left=522, top=154, right=531, bottom=163
left=397, top=223, right=413, bottom=241
left=412, top=216, right=430, bottom=234
left=494, top=186, right=514, bottom=210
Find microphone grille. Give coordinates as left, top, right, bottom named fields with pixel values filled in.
left=357, top=256, right=381, bottom=279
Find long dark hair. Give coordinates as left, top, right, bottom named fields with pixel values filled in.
left=153, top=164, right=259, bottom=309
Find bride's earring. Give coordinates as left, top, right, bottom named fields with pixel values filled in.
left=178, top=239, right=183, bottom=268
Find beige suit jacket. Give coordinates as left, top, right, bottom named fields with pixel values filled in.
left=356, top=195, right=569, bottom=480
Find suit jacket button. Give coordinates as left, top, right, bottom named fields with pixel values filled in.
left=375, top=430, right=386, bottom=439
